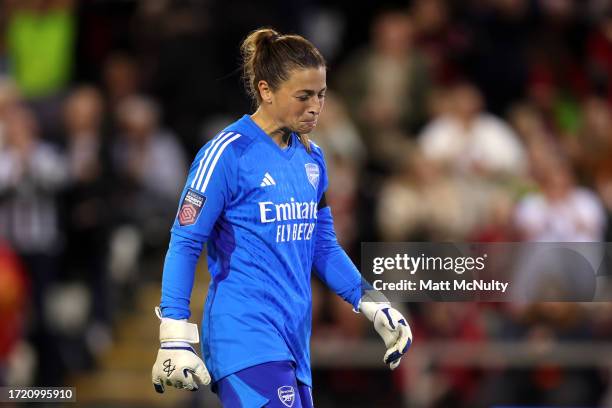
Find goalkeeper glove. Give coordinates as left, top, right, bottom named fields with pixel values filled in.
left=359, top=300, right=413, bottom=369
left=151, top=307, right=211, bottom=392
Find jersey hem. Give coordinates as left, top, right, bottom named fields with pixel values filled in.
left=211, top=352, right=302, bottom=383
left=295, top=373, right=313, bottom=388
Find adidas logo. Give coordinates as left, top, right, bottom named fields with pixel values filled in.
left=260, top=172, right=276, bottom=187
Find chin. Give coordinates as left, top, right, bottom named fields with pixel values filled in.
left=298, top=123, right=317, bottom=134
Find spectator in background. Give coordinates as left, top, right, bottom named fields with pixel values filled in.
left=0, top=240, right=28, bottom=385
left=565, top=96, right=612, bottom=184
left=140, top=0, right=225, bottom=153
left=527, top=0, right=587, bottom=104
left=5, top=0, right=75, bottom=139
left=461, top=0, right=531, bottom=115
left=63, top=86, right=109, bottom=188
left=411, top=0, right=468, bottom=85
left=101, top=52, right=142, bottom=146
left=511, top=152, right=605, bottom=303
left=419, top=82, right=526, bottom=178
left=310, top=92, right=366, bottom=165
left=508, top=101, right=568, bottom=191
left=0, top=77, right=21, bottom=147
left=587, top=8, right=612, bottom=104
left=103, top=52, right=140, bottom=108
left=337, top=9, right=430, bottom=170
left=62, top=86, right=113, bottom=353
left=524, top=62, right=583, bottom=141
left=0, top=104, right=68, bottom=384
left=5, top=0, right=74, bottom=100
left=111, top=95, right=186, bottom=248
left=377, top=146, right=472, bottom=241
left=514, top=158, right=606, bottom=242
left=469, top=191, right=518, bottom=242
left=509, top=102, right=556, bottom=151
left=0, top=105, right=67, bottom=256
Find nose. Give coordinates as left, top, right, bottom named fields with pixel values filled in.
left=308, top=98, right=323, bottom=116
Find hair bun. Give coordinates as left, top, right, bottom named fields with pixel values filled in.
left=257, top=28, right=280, bottom=45
left=240, top=28, right=279, bottom=60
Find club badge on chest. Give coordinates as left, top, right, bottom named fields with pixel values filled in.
left=305, top=163, right=319, bottom=191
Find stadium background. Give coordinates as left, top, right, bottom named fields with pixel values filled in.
left=1, top=0, right=612, bottom=406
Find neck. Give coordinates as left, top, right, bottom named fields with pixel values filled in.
left=250, top=107, right=291, bottom=148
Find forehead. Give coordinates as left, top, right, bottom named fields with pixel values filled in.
left=281, top=66, right=326, bottom=91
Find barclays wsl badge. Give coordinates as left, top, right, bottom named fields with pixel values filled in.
left=305, top=163, right=320, bottom=191
left=178, top=189, right=206, bottom=226
left=277, top=386, right=295, bottom=407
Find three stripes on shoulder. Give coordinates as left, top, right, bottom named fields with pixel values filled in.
left=190, top=131, right=278, bottom=191
left=190, top=131, right=241, bottom=193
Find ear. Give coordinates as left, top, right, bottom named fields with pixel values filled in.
left=257, top=80, right=273, bottom=104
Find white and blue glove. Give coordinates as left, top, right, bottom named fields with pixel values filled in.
left=151, top=307, right=211, bottom=393
left=360, top=299, right=413, bottom=369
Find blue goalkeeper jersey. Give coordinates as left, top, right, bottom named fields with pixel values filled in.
left=160, top=114, right=362, bottom=387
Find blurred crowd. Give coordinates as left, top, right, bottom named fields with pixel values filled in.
left=1, top=0, right=612, bottom=406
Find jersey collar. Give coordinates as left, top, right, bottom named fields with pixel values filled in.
left=241, top=114, right=297, bottom=160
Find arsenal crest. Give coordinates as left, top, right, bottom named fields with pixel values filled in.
left=305, top=163, right=320, bottom=191
left=277, top=385, right=295, bottom=407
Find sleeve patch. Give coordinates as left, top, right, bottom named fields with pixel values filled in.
left=178, top=189, right=207, bottom=226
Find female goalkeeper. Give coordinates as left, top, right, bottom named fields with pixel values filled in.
left=151, top=28, right=412, bottom=408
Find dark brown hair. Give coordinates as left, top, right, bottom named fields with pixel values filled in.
left=241, top=28, right=326, bottom=150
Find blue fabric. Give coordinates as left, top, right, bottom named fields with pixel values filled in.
left=159, top=115, right=363, bottom=387
left=216, top=361, right=313, bottom=408
left=313, top=206, right=362, bottom=309
left=297, top=383, right=314, bottom=408
left=217, top=373, right=269, bottom=407
left=160, top=233, right=202, bottom=319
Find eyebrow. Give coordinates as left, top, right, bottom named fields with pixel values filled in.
left=296, top=87, right=327, bottom=95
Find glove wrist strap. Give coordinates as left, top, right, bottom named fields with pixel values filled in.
left=160, top=341, right=194, bottom=348
left=358, top=289, right=390, bottom=321
left=155, top=307, right=200, bottom=344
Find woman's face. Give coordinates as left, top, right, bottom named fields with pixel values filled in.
left=267, top=66, right=327, bottom=134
